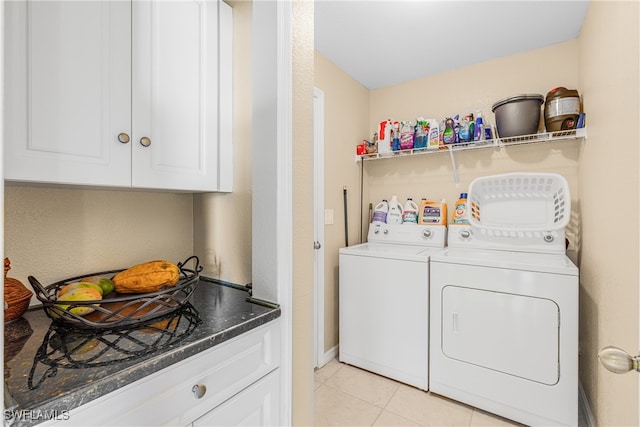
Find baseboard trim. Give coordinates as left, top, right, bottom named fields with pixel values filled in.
left=318, top=345, right=338, bottom=368
left=579, top=381, right=596, bottom=427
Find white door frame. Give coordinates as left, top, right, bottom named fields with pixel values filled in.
left=313, top=87, right=325, bottom=368
left=0, top=1, right=4, bottom=407
left=251, top=2, right=293, bottom=424
left=275, top=3, right=293, bottom=425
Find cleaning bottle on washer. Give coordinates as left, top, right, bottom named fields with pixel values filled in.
left=372, top=200, right=389, bottom=224
left=419, top=198, right=448, bottom=225
left=402, top=198, right=419, bottom=224
left=387, top=195, right=403, bottom=224
left=452, top=193, right=469, bottom=224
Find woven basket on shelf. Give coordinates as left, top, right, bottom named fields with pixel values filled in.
left=4, top=258, right=33, bottom=322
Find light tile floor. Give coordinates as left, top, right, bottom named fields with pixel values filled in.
left=314, top=359, right=526, bottom=427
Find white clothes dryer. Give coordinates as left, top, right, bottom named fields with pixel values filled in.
left=429, top=225, right=579, bottom=426
left=339, top=223, right=446, bottom=390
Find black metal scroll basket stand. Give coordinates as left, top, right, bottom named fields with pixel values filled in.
left=28, top=303, right=202, bottom=390
left=29, top=256, right=203, bottom=330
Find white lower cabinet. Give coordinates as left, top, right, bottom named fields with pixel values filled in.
left=192, top=369, right=280, bottom=427
left=37, top=321, right=280, bottom=426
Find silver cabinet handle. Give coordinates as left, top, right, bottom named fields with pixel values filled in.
left=598, top=346, right=640, bottom=374
left=314, top=241, right=321, bottom=250
left=117, top=133, right=130, bottom=144
left=192, top=384, right=207, bottom=399
left=140, top=136, right=151, bottom=147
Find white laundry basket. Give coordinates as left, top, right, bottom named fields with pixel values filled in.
left=468, top=173, right=570, bottom=232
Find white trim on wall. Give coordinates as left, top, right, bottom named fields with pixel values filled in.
left=321, top=345, right=338, bottom=368
left=1, top=0, right=5, bottom=409
left=579, top=382, right=596, bottom=427
left=251, top=1, right=293, bottom=424
left=313, top=87, right=326, bottom=368
left=276, top=2, right=293, bottom=425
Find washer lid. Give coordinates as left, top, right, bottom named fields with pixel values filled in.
left=431, top=247, right=578, bottom=276
left=339, top=242, right=440, bottom=262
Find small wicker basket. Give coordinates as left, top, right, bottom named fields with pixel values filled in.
left=4, top=258, right=33, bottom=322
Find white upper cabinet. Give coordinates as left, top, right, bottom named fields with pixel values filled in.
left=4, top=1, right=132, bottom=187
left=4, top=0, right=233, bottom=192
left=131, top=0, right=232, bottom=191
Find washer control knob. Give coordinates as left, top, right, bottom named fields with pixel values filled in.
left=383, top=229, right=389, bottom=235
left=422, top=229, right=432, bottom=239
left=460, top=229, right=471, bottom=239
left=374, top=229, right=380, bottom=234
left=544, top=234, right=554, bottom=243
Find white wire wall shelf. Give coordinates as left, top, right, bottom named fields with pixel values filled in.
left=356, top=128, right=587, bottom=162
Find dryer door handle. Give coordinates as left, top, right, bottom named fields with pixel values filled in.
left=598, top=346, right=640, bottom=374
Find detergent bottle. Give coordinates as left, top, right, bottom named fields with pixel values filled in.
left=399, top=121, right=415, bottom=150
left=474, top=110, right=484, bottom=141
left=419, top=199, right=447, bottom=225
left=426, top=119, right=440, bottom=150
left=443, top=118, right=456, bottom=144
left=402, top=198, right=419, bottom=224
left=372, top=200, right=389, bottom=224
left=453, top=193, right=469, bottom=224
left=377, top=120, right=392, bottom=154
left=391, top=122, right=401, bottom=152
left=387, top=195, right=403, bottom=224
left=459, top=116, right=471, bottom=142
left=414, top=121, right=426, bottom=149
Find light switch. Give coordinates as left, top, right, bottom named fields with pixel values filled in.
left=324, top=209, right=334, bottom=225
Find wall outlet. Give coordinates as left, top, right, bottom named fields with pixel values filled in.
left=324, top=209, right=334, bottom=225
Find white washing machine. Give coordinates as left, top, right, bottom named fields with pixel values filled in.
left=339, top=223, right=446, bottom=390
left=429, top=224, right=579, bottom=426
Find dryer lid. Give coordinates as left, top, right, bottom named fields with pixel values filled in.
left=431, top=247, right=578, bottom=276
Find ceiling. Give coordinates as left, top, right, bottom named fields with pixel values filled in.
left=314, top=0, right=590, bottom=90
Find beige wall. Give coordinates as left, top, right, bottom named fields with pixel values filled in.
left=578, top=1, right=639, bottom=425
left=193, top=0, right=253, bottom=286
left=4, top=185, right=193, bottom=296
left=368, top=41, right=581, bottom=221
left=314, top=51, right=370, bottom=353
left=292, top=1, right=315, bottom=425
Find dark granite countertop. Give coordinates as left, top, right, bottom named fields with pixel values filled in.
left=4, top=278, right=280, bottom=426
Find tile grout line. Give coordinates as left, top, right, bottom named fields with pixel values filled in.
left=316, top=361, right=525, bottom=427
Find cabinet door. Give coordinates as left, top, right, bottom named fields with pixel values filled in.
left=193, top=369, right=281, bottom=427
left=132, top=0, right=232, bottom=192
left=4, top=1, right=132, bottom=186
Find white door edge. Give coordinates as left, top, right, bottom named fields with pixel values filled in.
left=0, top=1, right=5, bottom=410
left=276, top=2, right=293, bottom=426
left=313, top=87, right=326, bottom=368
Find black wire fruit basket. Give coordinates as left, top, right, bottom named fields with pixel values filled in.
left=28, top=303, right=202, bottom=390
left=29, top=256, right=202, bottom=329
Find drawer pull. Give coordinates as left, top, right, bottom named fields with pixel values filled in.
left=192, top=384, right=207, bottom=399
